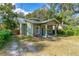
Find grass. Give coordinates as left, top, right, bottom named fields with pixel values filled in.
left=21, top=36, right=79, bottom=56
left=1, top=36, right=79, bottom=56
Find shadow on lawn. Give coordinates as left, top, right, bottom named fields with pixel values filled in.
left=4, top=35, right=63, bottom=56
left=21, top=42, right=47, bottom=52
left=45, top=36, right=61, bottom=41
left=6, top=36, right=47, bottom=55
left=20, top=37, right=48, bottom=52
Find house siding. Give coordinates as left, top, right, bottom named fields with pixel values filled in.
left=22, top=24, right=27, bottom=35
left=27, top=22, right=33, bottom=36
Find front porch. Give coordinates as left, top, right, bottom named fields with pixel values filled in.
left=33, top=24, right=58, bottom=37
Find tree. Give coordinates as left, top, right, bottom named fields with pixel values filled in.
left=26, top=8, right=55, bottom=20
left=0, top=3, right=18, bottom=30
left=26, top=3, right=79, bottom=26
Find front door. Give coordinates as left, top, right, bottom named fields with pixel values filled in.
left=41, top=28, right=45, bottom=36
left=47, top=26, right=53, bottom=36
left=34, top=26, right=41, bottom=37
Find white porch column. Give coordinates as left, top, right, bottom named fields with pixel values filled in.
left=45, top=25, right=48, bottom=38
left=52, top=26, right=54, bottom=35
left=27, top=22, right=33, bottom=36
left=20, top=23, right=23, bottom=35
left=38, top=26, right=40, bottom=35
left=55, top=25, right=57, bottom=36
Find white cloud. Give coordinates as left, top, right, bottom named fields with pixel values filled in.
left=45, top=4, right=50, bottom=9
left=13, top=8, right=32, bottom=15
left=12, top=3, right=15, bottom=5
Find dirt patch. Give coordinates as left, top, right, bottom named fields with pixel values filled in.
left=21, top=36, right=79, bottom=56
left=1, top=36, right=79, bottom=56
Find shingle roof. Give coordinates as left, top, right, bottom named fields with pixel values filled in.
left=18, top=18, right=60, bottom=24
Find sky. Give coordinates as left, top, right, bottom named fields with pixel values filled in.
left=15, top=3, right=79, bottom=17
left=15, top=3, right=45, bottom=12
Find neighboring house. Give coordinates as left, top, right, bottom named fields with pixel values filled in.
left=0, top=16, right=2, bottom=23
left=18, top=18, right=60, bottom=37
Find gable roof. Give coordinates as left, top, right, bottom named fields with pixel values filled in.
left=18, top=18, right=60, bottom=24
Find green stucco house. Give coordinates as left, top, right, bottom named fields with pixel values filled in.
left=18, top=18, right=61, bottom=37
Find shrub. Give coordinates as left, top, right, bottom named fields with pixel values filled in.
left=65, top=29, right=74, bottom=36
left=58, top=29, right=65, bottom=35
left=64, top=25, right=74, bottom=36
left=58, top=25, right=79, bottom=36
left=74, top=27, right=79, bottom=36
left=0, top=29, right=12, bottom=48
left=58, top=25, right=74, bottom=36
